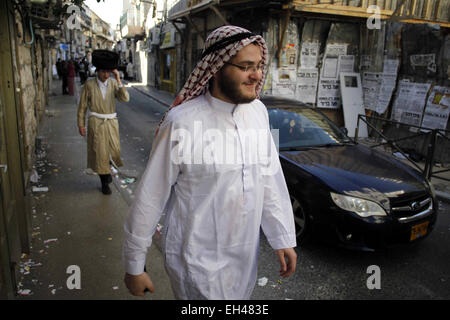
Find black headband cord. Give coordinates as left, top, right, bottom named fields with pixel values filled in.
left=201, top=32, right=256, bottom=59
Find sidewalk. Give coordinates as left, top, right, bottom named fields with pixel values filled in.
left=17, top=79, right=174, bottom=299
left=125, top=81, right=174, bottom=108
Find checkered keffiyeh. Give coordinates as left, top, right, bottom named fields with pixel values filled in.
left=156, top=25, right=268, bottom=133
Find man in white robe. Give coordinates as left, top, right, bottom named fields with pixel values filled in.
left=123, top=26, right=297, bottom=299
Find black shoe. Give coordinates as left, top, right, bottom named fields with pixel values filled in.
left=101, top=184, right=112, bottom=195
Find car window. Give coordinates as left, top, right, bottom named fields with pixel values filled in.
left=268, top=107, right=350, bottom=148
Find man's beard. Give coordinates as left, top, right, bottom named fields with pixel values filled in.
left=217, top=72, right=257, bottom=104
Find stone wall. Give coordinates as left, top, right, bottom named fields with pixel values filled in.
left=11, top=11, right=51, bottom=175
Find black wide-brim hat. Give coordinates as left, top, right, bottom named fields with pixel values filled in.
left=92, top=50, right=119, bottom=70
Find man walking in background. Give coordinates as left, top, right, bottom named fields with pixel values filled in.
left=77, top=50, right=130, bottom=195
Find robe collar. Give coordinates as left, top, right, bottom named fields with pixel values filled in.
left=205, top=90, right=237, bottom=114
left=97, top=77, right=109, bottom=88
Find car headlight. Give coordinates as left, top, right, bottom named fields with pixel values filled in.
left=330, top=192, right=387, bottom=217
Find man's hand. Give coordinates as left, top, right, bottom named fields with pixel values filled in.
left=124, top=272, right=155, bottom=296
left=112, top=69, right=121, bottom=85
left=78, top=126, right=86, bottom=136
left=276, top=248, right=297, bottom=278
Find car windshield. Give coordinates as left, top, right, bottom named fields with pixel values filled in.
left=268, top=106, right=353, bottom=150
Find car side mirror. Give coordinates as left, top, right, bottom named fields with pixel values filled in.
left=340, top=127, right=348, bottom=135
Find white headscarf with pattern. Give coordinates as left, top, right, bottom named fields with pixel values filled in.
left=156, top=25, right=268, bottom=133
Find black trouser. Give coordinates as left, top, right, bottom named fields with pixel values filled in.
left=99, top=174, right=112, bottom=185
left=62, top=76, right=68, bottom=94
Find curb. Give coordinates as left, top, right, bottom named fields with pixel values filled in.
left=130, top=85, right=171, bottom=108
left=436, top=190, right=450, bottom=204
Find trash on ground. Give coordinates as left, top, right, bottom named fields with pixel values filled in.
left=18, top=289, right=32, bottom=296
left=121, top=178, right=135, bottom=184
left=84, top=168, right=97, bottom=175
left=43, top=238, right=58, bottom=244
left=30, top=170, right=39, bottom=183
left=32, top=186, right=49, bottom=192
left=258, top=277, right=268, bottom=287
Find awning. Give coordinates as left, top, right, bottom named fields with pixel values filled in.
left=169, top=0, right=229, bottom=25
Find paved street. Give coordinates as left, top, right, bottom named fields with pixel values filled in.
left=116, top=85, right=450, bottom=300
left=253, top=200, right=450, bottom=300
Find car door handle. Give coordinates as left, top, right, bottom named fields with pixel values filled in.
left=0, top=164, right=7, bottom=173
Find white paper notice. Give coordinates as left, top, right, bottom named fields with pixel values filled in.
left=322, top=58, right=339, bottom=79
left=300, top=42, right=319, bottom=68
left=362, top=72, right=382, bottom=111
left=317, top=79, right=340, bottom=108
left=272, top=66, right=297, bottom=97
left=317, top=43, right=348, bottom=109
left=391, top=81, right=432, bottom=126
left=421, top=86, right=450, bottom=130
left=338, top=55, right=355, bottom=73
left=361, top=58, right=399, bottom=114
left=296, top=68, right=319, bottom=104
left=325, top=44, right=348, bottom=57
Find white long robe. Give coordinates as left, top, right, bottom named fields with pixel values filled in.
left=123, top=91, right=296, bottom=299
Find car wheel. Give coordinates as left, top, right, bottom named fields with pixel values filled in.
left=290, top=195, right=310, bottom=244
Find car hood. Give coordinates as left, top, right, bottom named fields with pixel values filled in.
left=281, top=144, right=428, bottom=207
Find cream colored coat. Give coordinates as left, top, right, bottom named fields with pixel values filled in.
left=77, top=78, right=130, bottom=174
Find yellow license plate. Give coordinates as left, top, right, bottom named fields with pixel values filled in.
left=410, top=221, right=429, bottom=241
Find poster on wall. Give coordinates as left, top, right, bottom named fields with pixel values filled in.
left=362, top=72, right=382, bottom=111
left=300, top=42, right=319, bottom=68
left=338, top=55, right=355, bottom=73
left=317, top=78, right=340, bottom=108
left=316, top=44, right=349, bottom=109
left=325, top=44, right=348, bottom=57
left=391, top=80, right=431, bottom=127
left=280, top=43, right=297, bottom=68
left=272, top=66, right=297, bottom=97
left=362, top=58, right=399, bottom=114
left=296, top=68, right=319, bottom=104
left=410, top=53, right=436, bottom=73
left=421, top=86, right=450, bottom=130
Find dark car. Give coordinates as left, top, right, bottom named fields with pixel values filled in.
left=262, top=96, right=438, bottom=251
